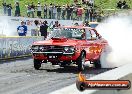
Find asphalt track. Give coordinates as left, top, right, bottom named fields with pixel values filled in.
left=0, top=58, right=113, bottom=94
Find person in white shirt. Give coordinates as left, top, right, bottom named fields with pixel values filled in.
left=53, top=6, right=57, bottom=19
left=37, top=2, right=42, bottom=18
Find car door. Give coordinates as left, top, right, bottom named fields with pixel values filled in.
left=85, top=29, right=95, bottom=60
left=89, top=29, right=102, bottom=60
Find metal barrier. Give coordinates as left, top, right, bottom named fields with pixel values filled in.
left=0, top=36, right=43, bottom=60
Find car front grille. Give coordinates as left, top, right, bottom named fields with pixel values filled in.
left=36, top=45, right=64, bottom=52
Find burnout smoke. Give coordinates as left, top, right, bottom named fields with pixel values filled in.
left=0, top=16, right=18, bottom=36
left=96, top=14, right=132, bottom=68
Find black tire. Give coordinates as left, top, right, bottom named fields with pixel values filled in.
left=77, top=52, right=85, bottom=71
left=94, top=59, right=101, bottom=69
left=34, top=59, right=41, bottom=70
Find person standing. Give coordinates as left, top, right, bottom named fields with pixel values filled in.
left=77, top=6, right=83, bottom=21
left=26, top=3, right=31, bottom=17
left=36, top=2, right=42, bottom=18
left=57, top=6, right=61, bottom=20
left=66, top=5, right=71, bottom=20
left=53, top=5, right=57, bottom=19
left=44, top=4, right=48, bottom=19
left=15, top=2, right=20, bottom=17
left=61, top=5, right=66, bottom=20
left=49, top=3, right=53, bottom=19
left=17, top=21, right=27, bottom=36
left=2, top=3, right=7, bottom=15
left=7, top=4, right=12, bottom=16
left=84, top=7, right=89, bottom=21
left=31, top=2, right=35, bottom=18
left=40, top=20, right=48, bottom=39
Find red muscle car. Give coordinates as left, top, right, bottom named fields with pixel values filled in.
left=31, top=26, right=108, bottom=71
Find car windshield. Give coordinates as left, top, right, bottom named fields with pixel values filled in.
left=47, top=28, right=85, bottom=40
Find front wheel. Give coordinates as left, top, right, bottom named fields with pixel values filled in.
left=34, top=59, right=41, bottom=70
left=77, top=52, right=85, bottom=71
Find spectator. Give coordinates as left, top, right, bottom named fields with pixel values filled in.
left=49, top=3, right=53, bottom=19
left=70, top=5, right=74, bottom=20
left=61, top=5, right=66, bottom=20
left=92, top=11, right=97, bottom=21
left=2, top=3, right=7, bottom=15
left=33, top=20, right=40, bottom=36
left=89, top=7, right=93, bottom=21
left=36, top=2, right=42, bottom=18
left=117, top=0, right=122, bottom=9
left=17, top=21, right=27, bottom=36
left=44, top=4, right=48, bottom=19
left=7, top=4, right=12, bottom=16
left=66, top=5, right=71, bottom=20
left=57, top=6, right=61, bottom=20
left=72, top=5, right=77, bottom=20
left=84, top=7, right=90, bottom=21
left=53, top=21, right=60, bottom=28
left=26, top=3, right=31, bottom=17
left=40, top=20, right=48, bottom=39
left=15, top=2, right=20, bottom=16
left=77, top=6, right=83, bottom=21
left=31, top=2, right=35, bottom=18
left=53, top=5, right=57, bottom=19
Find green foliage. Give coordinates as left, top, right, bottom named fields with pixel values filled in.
left=0, top=0, right=132, bottom=16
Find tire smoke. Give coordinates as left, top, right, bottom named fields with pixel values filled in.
left=96, top=14, right=132, bottom=68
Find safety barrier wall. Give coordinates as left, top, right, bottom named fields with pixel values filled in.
left=0, top=36, right=43, bottom=60
left=50, top=63, right=132, bottom=94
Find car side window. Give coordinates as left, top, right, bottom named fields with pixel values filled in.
left=90, top=29, right=98, bottom=40
left=86, top=30, right=92, bottom=40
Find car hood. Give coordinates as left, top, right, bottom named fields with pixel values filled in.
left=33, top=38, right=79, bottom=46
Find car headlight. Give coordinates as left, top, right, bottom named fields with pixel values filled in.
left=64, top=46, right=75, bottom=53
left=31, top=45, right=39, bottom=51
left=64, top=47, right=69, bottom=52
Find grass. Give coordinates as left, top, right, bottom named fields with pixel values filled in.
left=0, top=0, right=132, bottom=17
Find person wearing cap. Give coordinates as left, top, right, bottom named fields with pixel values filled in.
left=17, top=21, right=27, bottom=36
left=36, top=2, right=42, bottom=18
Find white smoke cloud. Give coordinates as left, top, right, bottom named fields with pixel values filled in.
left=0, top=16, right=18, bottom=36
left=96, top=13, right=132, bottom=68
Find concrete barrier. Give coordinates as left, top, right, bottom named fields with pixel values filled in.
left=0, top=36, right=43, bottom=60
left=50, top=63, right=132, bottom=94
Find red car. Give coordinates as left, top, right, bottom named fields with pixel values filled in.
left=31, top=26, right=108, bottom=71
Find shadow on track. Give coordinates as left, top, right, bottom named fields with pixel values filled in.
left=40, top=66, right=114, bottom=74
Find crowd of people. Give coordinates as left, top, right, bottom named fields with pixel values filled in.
left=2, top=1, right=102, bottom=22
left=17, top=19, right=91, bottom=39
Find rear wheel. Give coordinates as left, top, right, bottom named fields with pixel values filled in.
left=94, top=59, right=101, bottom=69
left=77, top=52, right=85, bottom=71
left=34, top=59, right=41, bottom=70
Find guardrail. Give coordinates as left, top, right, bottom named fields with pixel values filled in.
left=50, top=63, right=132, bottom=94
left=0, top=36, right=43, bottom=60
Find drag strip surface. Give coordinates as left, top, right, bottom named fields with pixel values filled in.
left=0, top=58, right=112, bottom=94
